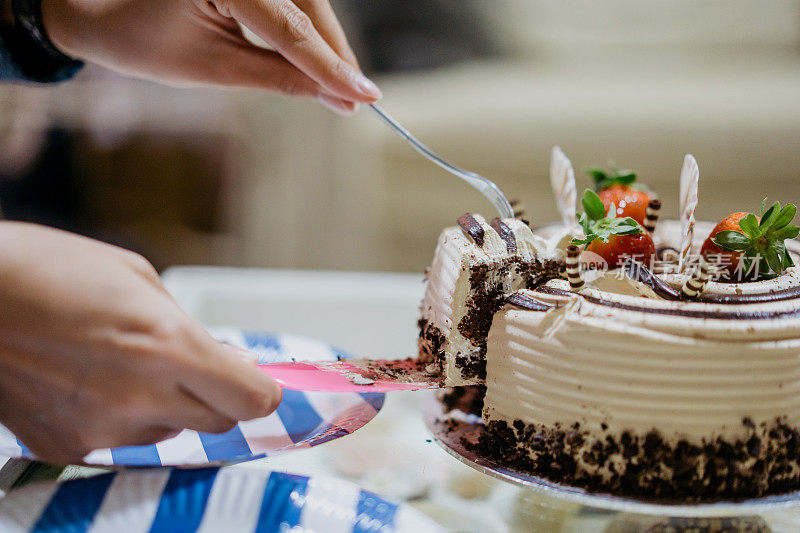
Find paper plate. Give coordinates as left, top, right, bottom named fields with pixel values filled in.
left=0, top=329, right=385, bottom=466
left=0, top=466, right=443, bottom=532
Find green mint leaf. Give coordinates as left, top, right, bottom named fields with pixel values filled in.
left=772, top=203, right=797, bottom=230
left=761, top=197, right=768, bottom=217
left=582, top=189, right=607, bottom=221
left=712, top=230, right=751, bottom=251
left=738, top=214, right=761, bottom=239
left=760, top=202, right=781, bottom=229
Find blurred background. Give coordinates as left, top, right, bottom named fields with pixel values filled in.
left=2, top=0, right=800, bottom=273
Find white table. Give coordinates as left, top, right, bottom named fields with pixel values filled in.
left=12, top=266, right=790, bottom=531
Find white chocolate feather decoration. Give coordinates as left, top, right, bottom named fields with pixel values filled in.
left=679, top=154, right=699, bottom=272
left=550, top=146, right=578, bottom=229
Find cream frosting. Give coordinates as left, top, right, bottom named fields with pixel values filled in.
left=418, top=215, right=551, bottom=386
left=482, top=218, right=800, bottom=448
left=484, top=287, right=800, bottom=443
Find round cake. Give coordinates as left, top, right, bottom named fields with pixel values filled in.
left=420, top=152, right=800, bottom=501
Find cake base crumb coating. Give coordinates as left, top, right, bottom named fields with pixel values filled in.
left=470, top=417, right=800, bottom=502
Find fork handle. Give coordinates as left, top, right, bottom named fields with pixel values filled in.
left=369, top=103, right=515, bottom=219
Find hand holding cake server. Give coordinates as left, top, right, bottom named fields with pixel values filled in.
left=0, top=0, right=379, bottom=462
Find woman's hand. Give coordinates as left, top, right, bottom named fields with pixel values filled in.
left=0, top=222, right=282, bottom=464
left=40, top=0, right=380, bottom=114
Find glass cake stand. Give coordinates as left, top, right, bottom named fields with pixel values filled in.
left=423, top=393, right=800, bottom=532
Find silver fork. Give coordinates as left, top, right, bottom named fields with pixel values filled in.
left=369, top=103, right=514, bottom=219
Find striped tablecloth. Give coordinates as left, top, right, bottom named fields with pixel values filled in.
left=0, top=466, right=443, bottom=532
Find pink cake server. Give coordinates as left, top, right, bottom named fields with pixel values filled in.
left=257, top=358, right=446, bottom=393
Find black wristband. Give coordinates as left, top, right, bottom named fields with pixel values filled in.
left=4, top=0, right=83, bottom=82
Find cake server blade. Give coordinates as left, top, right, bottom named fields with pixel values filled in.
left=257, top=358, right=445, bottom=393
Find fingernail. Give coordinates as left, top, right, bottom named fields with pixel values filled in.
left=319, top=94, right=357, bottom=116
left=353, top=73, right=382, bottom=100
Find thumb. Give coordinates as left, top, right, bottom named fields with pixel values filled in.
left=179, top=337, right=283, bottom=422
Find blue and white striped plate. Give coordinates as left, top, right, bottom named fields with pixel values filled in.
left=0, top=466, right=443, bottom=532
left=0, top=329, right=385, bottom=466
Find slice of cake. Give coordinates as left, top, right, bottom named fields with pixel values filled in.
left=418, top=213, right=563, bottom=386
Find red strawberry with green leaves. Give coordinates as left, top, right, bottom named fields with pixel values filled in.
left=701, top=200, right=799, bottom=278
left=587, top=165, right=653, bottom=226
left=699, top=212, right=751, bottom=274
left=572, top=189, right=655, bottom=268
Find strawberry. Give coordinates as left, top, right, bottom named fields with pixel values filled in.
left=699, top=212, right=751, bottom=274
left=597, top=187, right=651, bottom=226
left=587, top=165, right=653, bottom=225
left=701, top=200, right=799, bottom=279
left=572, top=189, right=655, bottom=268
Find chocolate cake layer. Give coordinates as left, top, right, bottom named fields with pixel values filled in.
left=454, top=258, right=562, bottom=381
left=417, top=318, right=445, bottom=371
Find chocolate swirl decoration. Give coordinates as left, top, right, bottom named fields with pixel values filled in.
left=698, top=285, right=800, bottom=304
left=565, top=245, right=585, bottom=292
left=644, top=198, right=661, bottom=233
left=507, top=292, right=555, bottom=312
left=457, top=213, right=485, bottom=247
left=490, top=217, right=516, bottom=252
left=625, top=258, right=800, bottom=305
left=656, top=245, right=680, bottom=263
left=623, top=259, right=682, bottom=300
left=681, top=258, right=713, bottom=299
left=579, top=294, right=800, bottom=320
left=534, top=284, right=800, bottom=320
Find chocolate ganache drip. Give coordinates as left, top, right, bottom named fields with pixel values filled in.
left=490, top=217, right=516, bottom=252
left=457, top=213, right=485, bottom=247
left=506, top=292, right=554, bottom=312
left=534, top=285, right=800, bottom=320
left=624, top=260, right=682, bottom=301
left=698, top=285, right=800, bottom=304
